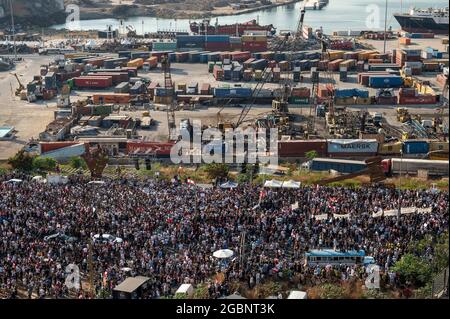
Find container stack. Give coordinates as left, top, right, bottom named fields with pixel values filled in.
left=241, top=35, right=268, bottom=52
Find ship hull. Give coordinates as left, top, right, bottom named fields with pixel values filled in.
left=190, top=21, right=275, bottom=36
left=394, top=14, right=449, bottom=35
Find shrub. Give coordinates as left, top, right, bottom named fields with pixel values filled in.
left=32, top=157, right=57, bottom=171
left=204, top=163, right=229, bottom=180
left=69, top=157, right=87, bottom=170
left=8, top=151, right=35, bottom=171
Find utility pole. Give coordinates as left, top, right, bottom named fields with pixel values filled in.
left=9, top=0, right=17, bottom=60
left=383, top=0, right=388, bottom=54
left=397, top=149, right=403, bottom=218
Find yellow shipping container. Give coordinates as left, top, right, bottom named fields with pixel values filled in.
left=177, top=83, right=187, bottom=91
left=355, top=97, right=371, bottom=105
left=241, top=35, right=267, bottom=42
left=442, top=38, right=449, bottom=45
left=64, top=53, right=87, bottom=59
left=358, top=50, right=379, bottom=61
left=327, top=50, right=345, bottom=61
left=430, top=141, right=449, bottom=152
left=127, top=58, right=144, bottom=68
left=379, top=142, right=402, bottom=155
left=335, top=97, right=355, bottom=105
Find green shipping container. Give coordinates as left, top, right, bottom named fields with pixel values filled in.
left=152, top=41, right=177, bottom=51
left=289, top=97, right=310, bottom=105
left=93, top=104, right=113, bottom=116
left=67, top=79, right=74, bottom=90
left=208, top=62, right=216, bottom=73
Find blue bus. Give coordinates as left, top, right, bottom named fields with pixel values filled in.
left=305, top=249, right=375, bottom=267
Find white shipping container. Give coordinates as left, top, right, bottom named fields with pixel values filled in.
left=41, top=143, right=86, bottom=161
left=390, top=159, right=449, bottom=176
left=327, top=139, right=378, bottom=154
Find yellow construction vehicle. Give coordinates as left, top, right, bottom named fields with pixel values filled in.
left=11, top=73, right=25, bottom=96
left=397, top=107, right=411, bottom=123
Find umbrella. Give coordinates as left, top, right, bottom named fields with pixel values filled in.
left=213, top=249, right=234, bottom=259
left=282, top=180, right=301, bottom=189
left=220, top=181, right=238, bottom=189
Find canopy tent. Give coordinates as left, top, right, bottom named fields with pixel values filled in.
left=220, top=181, right=238, bottom=189
left=263, top=180, right=283, bottom=188
left=213, top=249, right=234, bottom=259
left=282, top=180, right=301, bottom=189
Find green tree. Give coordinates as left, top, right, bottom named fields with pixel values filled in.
left=32, top=157, right=57, bottom=171
left=69, top=156, right=88, bottom=170
left=318, top=283, right=346, bottom=299
left=305, top=150, right=318, bottom=160
left=392, top=253, right=433, bottom=287
left=204, top=163, right=229, bottom=180
left=7, top=151, right=35, bottom=171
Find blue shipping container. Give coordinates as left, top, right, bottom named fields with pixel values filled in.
left=403, top=141, right=429, bottom=154
left=335, top=88, right=355, bottom=98
left=355, top=89, right=370, bottom=98
left=369, top=76, right=403, bottom=88
left=311, top=159, right=367, bottom=174
left=204, top=35, right=230, bottom=43
left=214, top=87, right=252, bottom=98
left=131, top=52, right=150, bottom=60
left=118, top=51, right=132, bottom=58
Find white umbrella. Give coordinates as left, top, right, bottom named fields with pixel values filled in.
left=213, top=249, right=234, bottom=259
left=282, top=180, right=301, bottom=189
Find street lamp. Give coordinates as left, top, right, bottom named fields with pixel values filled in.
left=397, top=149, right=403, bottom=217
left=383, top=0, right=388, bottom=54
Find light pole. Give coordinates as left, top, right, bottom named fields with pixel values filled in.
left=9, top=0, right=17, bottom=60
left=397, top=149, right=403, bottom=217
left=383, top=0, right=388, bottom=54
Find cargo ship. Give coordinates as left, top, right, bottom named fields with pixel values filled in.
left=190, top=19, right=276, bottom=36
left=394, top=7, right=449, bottom=35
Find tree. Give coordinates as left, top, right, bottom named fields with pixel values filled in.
left=305, top=150, right=318, bottom=160
left=32, top=157, right=57, bottom=171
left=7, top=151, right=35, bottom=171
left=204, top=163, right=229, bottom=180
left=69, top=156, right=87, bottom=170
left=392, top=253, right=433, bottom=287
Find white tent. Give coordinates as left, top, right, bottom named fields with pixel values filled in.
left=213, top=249, right=234, bottom=259
left=85, top=40, right=97, bottom=48
left=287, top=290, right=308, bottom=299
left=282, top=180, right=301, bottom=189
left=263, top=180, right=283, bottom=188
left=220, top=181, right=238, bottom=189
left=176, top=284, right=194, bottom=297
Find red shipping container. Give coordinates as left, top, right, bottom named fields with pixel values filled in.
left=74, top=76, right=113, bottom=89
left=205, top=43, right=231, bottom=51
left=92, top=94, right=131, bottom=104
left=200, top=83, right=211, bottom=95
left=230, top=43, right=242, bottom=50
left=230, top=51, right=251, bottom=62
left=40, top=141, right=84, bottom=154
left=242, top=42, right=268, bottom=52
left=328, top=59, right=344, bottom=71
left=278, top=140, right=327, bottom=158
left=376, top=96, right=398, bottom=105
left=291, top=87, right=311, bottom=97
left=399, top=88, right=416, bottom=97
left=220, top=52, right=231, bottom=60
left=88, top=72, right=129, bottom=85
left=127, top=141, right=175, bottom=157
left=399, top=95, right=437, bottom=105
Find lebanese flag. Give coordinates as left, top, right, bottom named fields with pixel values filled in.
left=259, top=190, right=267, bottom=202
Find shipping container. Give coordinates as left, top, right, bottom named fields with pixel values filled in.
left=126, top=141, right=175, bottom=158
left=403, top=140, right=429, bottom=154
left=130, top=82, right=146, bottom=95
left=87, top=72, right=129, bottom=85
left=214, top=87, right=253, bottom=98
left=200, top=83, right=211, bottom=95
left=327, top=139, right=379, bottom=156
left=74, top=76, right=113, bottom=89
left=92, top=93, right=131, bottom=104
left=369, top=75, right=403, bottom=88
left=310, top=158, right=368, bottom=174
left=114, top=82, right=130, bottom=94
left=430, top=141, right=449, bottom=153
left=278, top=140, right=327, bottom=158
left=398, top=95, right=437, bottom=105
left=378, top=142, right=402, bottom=155
left=382, top=158, right=449, bottom=176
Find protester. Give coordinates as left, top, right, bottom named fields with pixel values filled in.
left=0, top=174, right=447, bottom=298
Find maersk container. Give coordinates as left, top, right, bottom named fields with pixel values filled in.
left=369, top=75, right=403, bottom=88
left=403, top=140, right=429, bottom=154
left=327, top=139, right=379, bottom=155
left=310, top=158, right=368, bottom=174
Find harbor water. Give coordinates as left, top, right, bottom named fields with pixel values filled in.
left=51, top=0, right=448, bottom=34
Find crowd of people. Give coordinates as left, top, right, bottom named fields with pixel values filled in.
left=0, top=173, right=448, bottom=299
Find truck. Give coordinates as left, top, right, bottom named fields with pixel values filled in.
left=382, top=158, right=449, bottom=176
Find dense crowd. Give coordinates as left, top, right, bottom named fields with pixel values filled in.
left=0, top=173, right=448, bottom=299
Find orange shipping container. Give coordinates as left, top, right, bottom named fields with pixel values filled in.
left=399, top=37, right=411, bottom=45
left=92, top=93, right=131, bottom=105
left=127, top=58, right=144, bottom=68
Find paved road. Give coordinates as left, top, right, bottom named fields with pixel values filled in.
left=0, top=55, right=55, bottom=160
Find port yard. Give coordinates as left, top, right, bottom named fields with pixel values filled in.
left=0, top=31, right=449, bottom=175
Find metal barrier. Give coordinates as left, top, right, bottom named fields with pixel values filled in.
left=432, top=268, right=449, bottom=299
